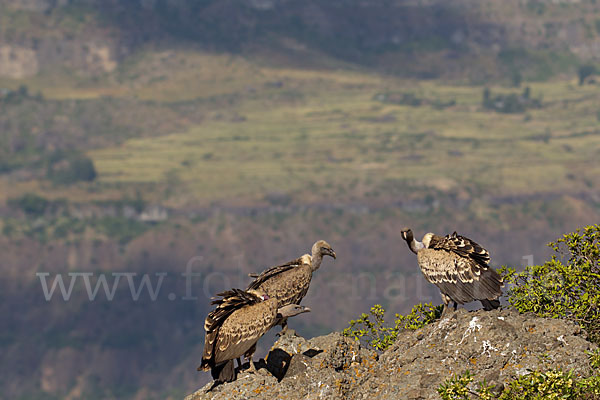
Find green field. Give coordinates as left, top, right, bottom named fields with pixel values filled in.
left=3, top=50, right=599, bottom=211
left=81, top=57, right=600, bottom=208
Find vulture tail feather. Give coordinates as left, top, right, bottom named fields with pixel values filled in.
left=211, top=360, right=236, bottom=382
left=480, top=298, right=500, bottom=311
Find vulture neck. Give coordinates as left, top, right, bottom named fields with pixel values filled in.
left=309, top=252, right=322, bottom=272
left=404, top=232, right=424, bottom=254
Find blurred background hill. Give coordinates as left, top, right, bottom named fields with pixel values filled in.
left=1, top=0, right=599, bottom=398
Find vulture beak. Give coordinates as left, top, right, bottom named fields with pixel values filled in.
left=302, top=306, right=311, bottom=313
left=327, top=249, right=337, bottom=259
left=401, top=228, right=412, bottom=241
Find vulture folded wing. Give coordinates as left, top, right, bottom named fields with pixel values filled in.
left=246, top=258, right=304, bottom=291
left=418, top=250, right=482, bottom=286
left=417, top=249, right=502, bottom=304
left=200, top=289, right=262, bottom=371
left=429, top=232, right=491, bottom=266
left=212, top=299, right=278, bottom=365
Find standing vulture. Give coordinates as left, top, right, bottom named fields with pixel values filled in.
left=401, top=228, right=503, bottom=312
left=247, top=240, right=336, bottom=334
left=199, top=288, right=309, bottom=384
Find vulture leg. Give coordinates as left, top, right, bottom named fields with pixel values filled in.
left=453, top=301, right=458, bottom=311
left=440, top=294, right=454, bottom=317
left=277, top=317, right=289, bottom=336
left=278, top=326, right=297, bottom=337
left=246, top=360, right=257, bottom=373
left=244, top=343, right=258, bottom=373
left=278, top=318, right=298, bottom=337
left=441, top=305, right=450, bottom=318
left=236, top=357, right=242, bottom=369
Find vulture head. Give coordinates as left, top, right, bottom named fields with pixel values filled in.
left=401, top=227, right=424, bottom=254
left=400, top=227, right=414, bottom=243
left=277, top=304, right=311, bottom=318
left=312, top=240, right=336, bottom=260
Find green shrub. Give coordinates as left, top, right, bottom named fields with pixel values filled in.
left=502, top=369, right=579, bottom=399
left=500, top=362, right=600, bottom=400
left=8, top=193, right=49, bottom=216
left=46, top=152, right=97, bottom=184
left=374, top=92, right=423, bottom=107
left=93, top=217, right=149, bottom=244
left=438, top=370, right=475, bottom=400
left=482, top=87, right=541, bottom=114
left=342, top=303, right=442, bottom=351
left=438, top=353, right=600, bottom=400
left=501, top=225, right=600, bottom=344
left=590, top=349, right=600, bottom=370
left=579, top=64, right=597, bottom=85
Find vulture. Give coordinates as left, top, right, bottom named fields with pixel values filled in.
left=401, top=228, right=503, bottom=312
left=247, top=240, right=336, bottom=334
left=199, top=288, right=309, bottom=384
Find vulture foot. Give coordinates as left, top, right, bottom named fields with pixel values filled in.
left=277, top=327, right=297, bottom=337
left=243, top=361, right=258, bottom=374
left=441, top=303, right=457, bottom=318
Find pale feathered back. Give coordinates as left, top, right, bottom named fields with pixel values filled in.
left=401, top=228, right=502, bottom=310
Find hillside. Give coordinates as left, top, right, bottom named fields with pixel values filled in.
left=1, top=1, right=600, bottom=399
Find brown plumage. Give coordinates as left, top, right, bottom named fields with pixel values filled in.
left=199, top=289, right=309, bottom=383
left=401, top=228, right=503, bottom=312
left=247, top=240, right=336, bottom=333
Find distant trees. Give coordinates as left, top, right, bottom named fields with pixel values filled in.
left=482, top=86, right=541, bottom=113
left=374, top=92, right=455, bottom=109
left=46, top=151, right=97, bottom=184
left=0, top=84, right=43, bottom=104
left=8, top=193, right=49, bottom=216
left=511, top=70, right=522, bottom=87
left=578, top=64, right=597, bottom=85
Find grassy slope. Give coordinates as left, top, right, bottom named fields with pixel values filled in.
left=2, top=49, right=599, bottom=246
left=84, top=54, right=600, bottom=208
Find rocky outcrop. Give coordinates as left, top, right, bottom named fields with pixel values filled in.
left=186, top=308, right=597, bottom=400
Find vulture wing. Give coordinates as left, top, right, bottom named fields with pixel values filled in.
left=246, top=255, right=313, bottom=307
left=428, top=231, right=491, bottom=266
left=246, top=257, right=305, bottom=291
left=211, top=299, right=278, bottom=365
left=199, top=289, right=262, bottom=371
left=417, top=249, right=503, bottom=304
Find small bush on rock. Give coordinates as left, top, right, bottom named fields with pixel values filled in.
left=438, top=346, right=600, bottom=399
left=501, top=224, right=600, bottom=345
left=342, top=303, right=442, bottom=351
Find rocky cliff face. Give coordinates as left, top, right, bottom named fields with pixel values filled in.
left=186, top=308, right=597, bottom=400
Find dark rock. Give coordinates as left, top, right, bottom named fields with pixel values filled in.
left=282, top=354, right=311, bottom=382
left=266, top=348, right=291, bottom=380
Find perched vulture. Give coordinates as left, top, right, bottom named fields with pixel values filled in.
left=247, top=240, right=336, bottom=334
left=401, top=228, right=503, bottom=312
left=198, top=288, right=309, bottom=384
